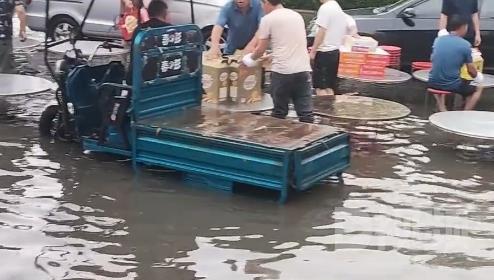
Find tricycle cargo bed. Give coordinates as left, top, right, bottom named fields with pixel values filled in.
left=132, top=108, right=350, bottom=201
left=77, top=25, right=351, bottom=202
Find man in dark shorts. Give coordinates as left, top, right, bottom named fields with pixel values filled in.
left=429, top=15, right=483, bottom=112
left=439, top=0, right=480, bottom=46
left=309, top=0, right=348, bottom=96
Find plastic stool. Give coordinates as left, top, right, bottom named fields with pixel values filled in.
left=427, top=88, right=452, bottom=95
left=426, top=88, right=455, bottom=112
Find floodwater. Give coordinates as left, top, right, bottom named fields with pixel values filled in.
left=1, top=30, right=494, bottom=280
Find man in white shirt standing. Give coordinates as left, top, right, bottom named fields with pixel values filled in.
left=310, top=0, right=348, bottom=96
left=242, top=0, right=313, bottom=123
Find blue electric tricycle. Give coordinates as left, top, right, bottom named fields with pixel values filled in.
left=41, top=23, right=351, bottom=202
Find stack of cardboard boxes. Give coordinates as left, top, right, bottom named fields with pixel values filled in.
left=338, top=36, right=390, bottom=78
left=202, top=53, right=263, bottom=104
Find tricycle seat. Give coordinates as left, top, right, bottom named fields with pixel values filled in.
left=66, top=61, right=126, bottom=136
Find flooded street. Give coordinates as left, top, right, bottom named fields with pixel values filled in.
left=1, top=34, right=494, bottom=279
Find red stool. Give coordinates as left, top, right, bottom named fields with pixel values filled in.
left=427, top=88, right=454, bottom=112
left=427, top=88, right=452, bottom=95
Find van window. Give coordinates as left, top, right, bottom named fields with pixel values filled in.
left=410, top=0, right=442, bottom=18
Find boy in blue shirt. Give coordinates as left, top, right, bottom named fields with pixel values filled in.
left=429, top=15, right=483, bottom=112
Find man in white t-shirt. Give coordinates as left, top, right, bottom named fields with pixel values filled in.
left=242, top=0, right=313, bottom=123
left=309, top=0, right=348, bottom=96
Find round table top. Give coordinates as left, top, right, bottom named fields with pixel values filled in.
left=413, top=69, right=494, bottom=88
left=313, top=95, right=411, bottom=121
left=13, top=37, right=41, bottom=49
left=202, top=94, right=274, bottom=112
left=0, top=74, right=55, bottom=96
left=429, top=111, right=494, bottom=140
left=338, top=68, right=412, bottom=84
left=48, top=40, right=129, bottom=56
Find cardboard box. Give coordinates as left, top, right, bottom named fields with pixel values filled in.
left=229, top=61, right=263, bottom=104
left=202, top=53, right=263, bottom=104
left=344, top=36, right=378, bottom=53
left=461, top=49, right=484, bottom=80
left=202, top=56, right=230, bottom=103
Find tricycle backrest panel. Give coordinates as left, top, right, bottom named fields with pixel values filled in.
left=132, top=25, right=203, bottom=121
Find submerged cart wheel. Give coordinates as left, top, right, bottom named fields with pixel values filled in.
left=39, top=105, right=60, bottom=137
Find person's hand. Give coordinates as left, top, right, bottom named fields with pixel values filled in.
left=206, top=46, right=221, bottom=60
left=19, top=30, right=26, bottom=41
left=474, top=34, right=481, bottom=47
left=309, top=49, right=316, bottom=67
left=241, top=53, right=258, bottom=68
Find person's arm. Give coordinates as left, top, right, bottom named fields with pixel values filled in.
left=207, top=5, right=228, bottom=58
left=243, top=8, right=263, bottom=53
left=472, top=12, right=481, bottom=46
left=208, top=25, right=224, bottom=58
left=251, top=38, right=269, bottom=61
left=439, top=0, right=449, bottom=31
left=309, top=7, right=329, bottom=61
left=15, top=2, right=27, bottom=41
left=243, top=31, right=259, bottom=54
left=310, top=26, right=326, bottom=61
left=466, top=63, right=478, bottom=78
left=439, top=13, right=448, bottom=30
left=242, top=17, right=268, bottom=66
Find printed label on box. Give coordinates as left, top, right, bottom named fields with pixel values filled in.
left=219, top=87, right=228, bottom=99
left=202, top=74, right=213, bottom=89
left=230, top=87, right=238, bottom=98
left=219, top=72, right=229, bottom=82
left=243, top=75, right=257, bottom=90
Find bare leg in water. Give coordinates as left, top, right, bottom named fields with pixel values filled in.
left=433, top=94, right=448, bottom=112
left=464, top=86, right=484, bottom=110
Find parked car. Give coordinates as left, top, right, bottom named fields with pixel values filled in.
left=25, top=0, right=228, bottom=47
left=307, top=0, right=493, bottom=73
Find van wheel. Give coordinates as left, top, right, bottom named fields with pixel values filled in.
left=202, top=28, right=227, bottom=52
left=49, top=16, right=79, bottom=41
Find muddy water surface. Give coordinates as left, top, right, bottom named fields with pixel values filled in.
left=1, top=32, right=494, bottom=279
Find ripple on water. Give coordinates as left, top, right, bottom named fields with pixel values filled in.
left=0, top=142, right=137, bottom=279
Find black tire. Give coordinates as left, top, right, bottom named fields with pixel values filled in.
left=48, top=16, right=79, bottom=41
left=202, top=28, right=227, bottom=52
left=39, top=105, right=60, bottom=137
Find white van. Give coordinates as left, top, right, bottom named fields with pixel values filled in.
left=26, top=0, right=228, bottom=43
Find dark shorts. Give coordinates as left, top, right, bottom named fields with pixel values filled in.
left=312, top=50, right=340, bottom=90
left=430, top=79, right=477, bottom=98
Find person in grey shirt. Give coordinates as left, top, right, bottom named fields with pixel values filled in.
left=243, top=0, right=313, bottom=123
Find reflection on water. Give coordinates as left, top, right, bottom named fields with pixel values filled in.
left=1, top=34, right=494, bottom=279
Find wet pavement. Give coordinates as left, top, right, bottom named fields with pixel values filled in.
left=1, top=32, right=494, bottom=279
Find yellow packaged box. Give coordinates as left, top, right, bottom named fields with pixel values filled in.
left=461, top=48, right=484, bottom=80
left=229, top=61, right=263, bottom=104
left=202, top=55, right=230, bottom=103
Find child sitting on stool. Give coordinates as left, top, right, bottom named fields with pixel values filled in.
left=429, top=15, right=483, bottom=112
